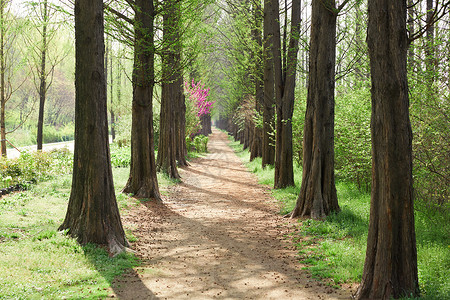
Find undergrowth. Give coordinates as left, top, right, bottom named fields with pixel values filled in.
left=228, top=136, right=449, bottom=299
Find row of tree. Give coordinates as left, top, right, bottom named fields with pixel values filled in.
left=214, top=0, right=449, bottom=298
left=59, top=0, right=215, bottom=254
left=7, top=0, right=447, bottom=299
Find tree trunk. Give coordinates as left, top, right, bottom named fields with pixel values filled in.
left=113, top=57, right=122, bottom=142
left=407, top=0, right=414, bottom=69
left=274, top=0, right=301, bottom=189
left=37, top=0, right=48, bottom=151
left=0, top=0, right=6, bottom=157
left=123, top=0, right=160, bottom=200
left=355, top=1, right=420, bottom=298
left=176, top=91, right=188, bottom=165
left=249, top=1, right=263, bottom=161
left=354, top=3, right=365, bottom=81
left=108, top=40, right=116, bottom=142
left=262, top=0, right=275, bottom=167
left=425, top=0, right=435, bottom=86
left=290, top=0, right=339, bottom=219
left=157, top=0, right=181, bottom=179
left=59, top=0, right=127, bottom=255
left=200, top=114, right=212, bottom=136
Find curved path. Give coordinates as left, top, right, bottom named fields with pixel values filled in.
left=113, top=128, right=352, bottom=299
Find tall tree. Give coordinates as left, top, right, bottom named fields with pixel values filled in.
left=273, top=0, right=301, bottom=188
left=35, top=0, right=49, bottom=151
left=250, top=0, right=263, bottom=161
left=425, top=0, right=435, bottom=85
left=355, top=0, right=420, bottom=298
left=157, top=0, right=182, bottom=178
left=59, top=0, right=128, bottom=255
left=262, top=0, right=275, bottom=167
left=23, top=0, right=68, bottom=150
left=290, top=0, right=343, bottom=218
left=0, top=0, right=6, bottom=157
left=122, top=0, right=160, bottom=199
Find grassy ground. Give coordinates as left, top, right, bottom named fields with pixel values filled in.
left=228, top=138, right=449, bottom=299
left=0, top=161, right=174, bottom=299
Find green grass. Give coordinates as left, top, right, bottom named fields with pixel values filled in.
left=0, top=144, right=186, bottom=299
left=0, top=167, right=144, bottom=299
left=228, top=135, right=449, bottom=299
left=0, top=145, right=201, bottom=299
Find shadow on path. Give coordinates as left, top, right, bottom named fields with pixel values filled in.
left=113, top=128, right=352, bottom=299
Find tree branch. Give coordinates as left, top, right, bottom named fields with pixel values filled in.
left=104, top=4, right=134, bottom=25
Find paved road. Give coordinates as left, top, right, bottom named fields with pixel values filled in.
left=7, top=140, right=74, bottom=159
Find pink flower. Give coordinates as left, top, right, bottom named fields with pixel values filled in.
left=185, top=80, right=215, bottom=117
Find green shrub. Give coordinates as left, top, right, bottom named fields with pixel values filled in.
left=334, top=86, right=371, bottom=192
left=0, top=148, right=72, bottom=189
left=192, top=135, right=208, bottom=153
left=201, top=136, right=208, bottom=152
left=110, top=145, right=131, bottom=168
left=114, top=114, right=132, bottom=146
left=292, top=87, right=307, bottom=165
left=43, top=124, right=74, bottom=143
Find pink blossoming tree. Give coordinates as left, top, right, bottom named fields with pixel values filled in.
left=185, top=80, right=214, bottom=136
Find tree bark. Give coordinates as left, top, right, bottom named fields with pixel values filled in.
left=123, top=0, right=160, bottom=199
left=290, top=0, right=339, bottom=219
left=59, top=0, right=128, bottom=255
left=157, top=0, right=181, bottom=179
left=262, top=0, right=275, bottom=167
left=355, top=1, right=420, bottom=298
left=274, top=0, right=301, bottom=189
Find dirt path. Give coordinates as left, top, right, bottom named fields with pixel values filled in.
left=113, top=128, right=353, bottom=299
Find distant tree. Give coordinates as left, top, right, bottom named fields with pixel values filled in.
left=24, top=0, right=68, bottom=150
left=355, top=0, right=420, bottom=298
left=0, top=0, right=26, bottom=157
left=34, top=0, right=48, bottom=150
left=0, top=0, right=8, bottom=157
left=59, top=0, right=128, bottom=255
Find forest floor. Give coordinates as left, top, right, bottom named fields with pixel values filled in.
left=111, top=128, right=354, bottom=299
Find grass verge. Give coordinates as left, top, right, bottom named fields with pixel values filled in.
left=227, top=136, right=449, bottom=299
left=0, top=150, right=178, bottom=299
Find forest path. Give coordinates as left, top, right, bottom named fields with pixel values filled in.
left=113, top=128, right=352, bottom=299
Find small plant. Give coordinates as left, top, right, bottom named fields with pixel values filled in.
left=186, top=136, right=193, bottom=152
left=191, top=135, right=208, bottom=153
left=110, top=145, right=131, bottom=168
left=201, top=136, right=208, bottom=152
